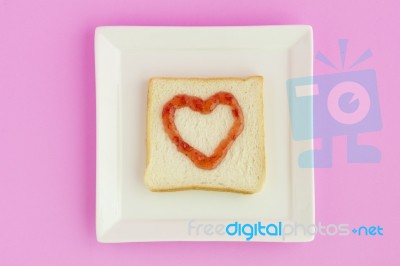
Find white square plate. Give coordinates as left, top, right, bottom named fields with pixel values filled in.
left=95, top=26, right=314, bottom=242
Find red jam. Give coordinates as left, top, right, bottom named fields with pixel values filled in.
left=162, top=92, right=244, bottom=170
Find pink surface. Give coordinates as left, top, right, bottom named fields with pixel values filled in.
left=0, top=0, right=399, bottom=265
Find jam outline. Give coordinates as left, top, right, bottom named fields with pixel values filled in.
left=162, top=92, right=244, bottom=170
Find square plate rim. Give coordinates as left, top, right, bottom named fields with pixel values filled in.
left=95, top=25, right=314, bottom=243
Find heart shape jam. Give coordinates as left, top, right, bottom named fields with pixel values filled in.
left=162, top=92, right=244, bottom=170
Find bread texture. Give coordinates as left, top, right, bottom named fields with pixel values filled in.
left=145, top=76, right=266, bottom=194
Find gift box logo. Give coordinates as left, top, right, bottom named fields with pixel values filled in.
left=287, top=39, right=382, bottom=168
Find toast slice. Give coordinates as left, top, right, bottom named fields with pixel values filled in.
left=145, top=76, right=266, bottom=194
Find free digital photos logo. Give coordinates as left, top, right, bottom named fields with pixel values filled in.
left=187, top=220, right=384, bottom=241
left=287, top=39, right=382, bottom=168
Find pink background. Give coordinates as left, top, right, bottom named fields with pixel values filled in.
left=1, top=0, right=399, bottom=265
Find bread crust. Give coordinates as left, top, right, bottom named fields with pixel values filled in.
left=257, top=76, right=267, bottom=193
left=148, top=186, right=256, bottom=194
left=145, top=76, right=266, bottom=194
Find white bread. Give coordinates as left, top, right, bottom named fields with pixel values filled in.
left=145, top=76, right=266, bottom=194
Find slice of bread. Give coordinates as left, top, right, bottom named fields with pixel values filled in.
left=145, top=76, right=266, bottom=194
